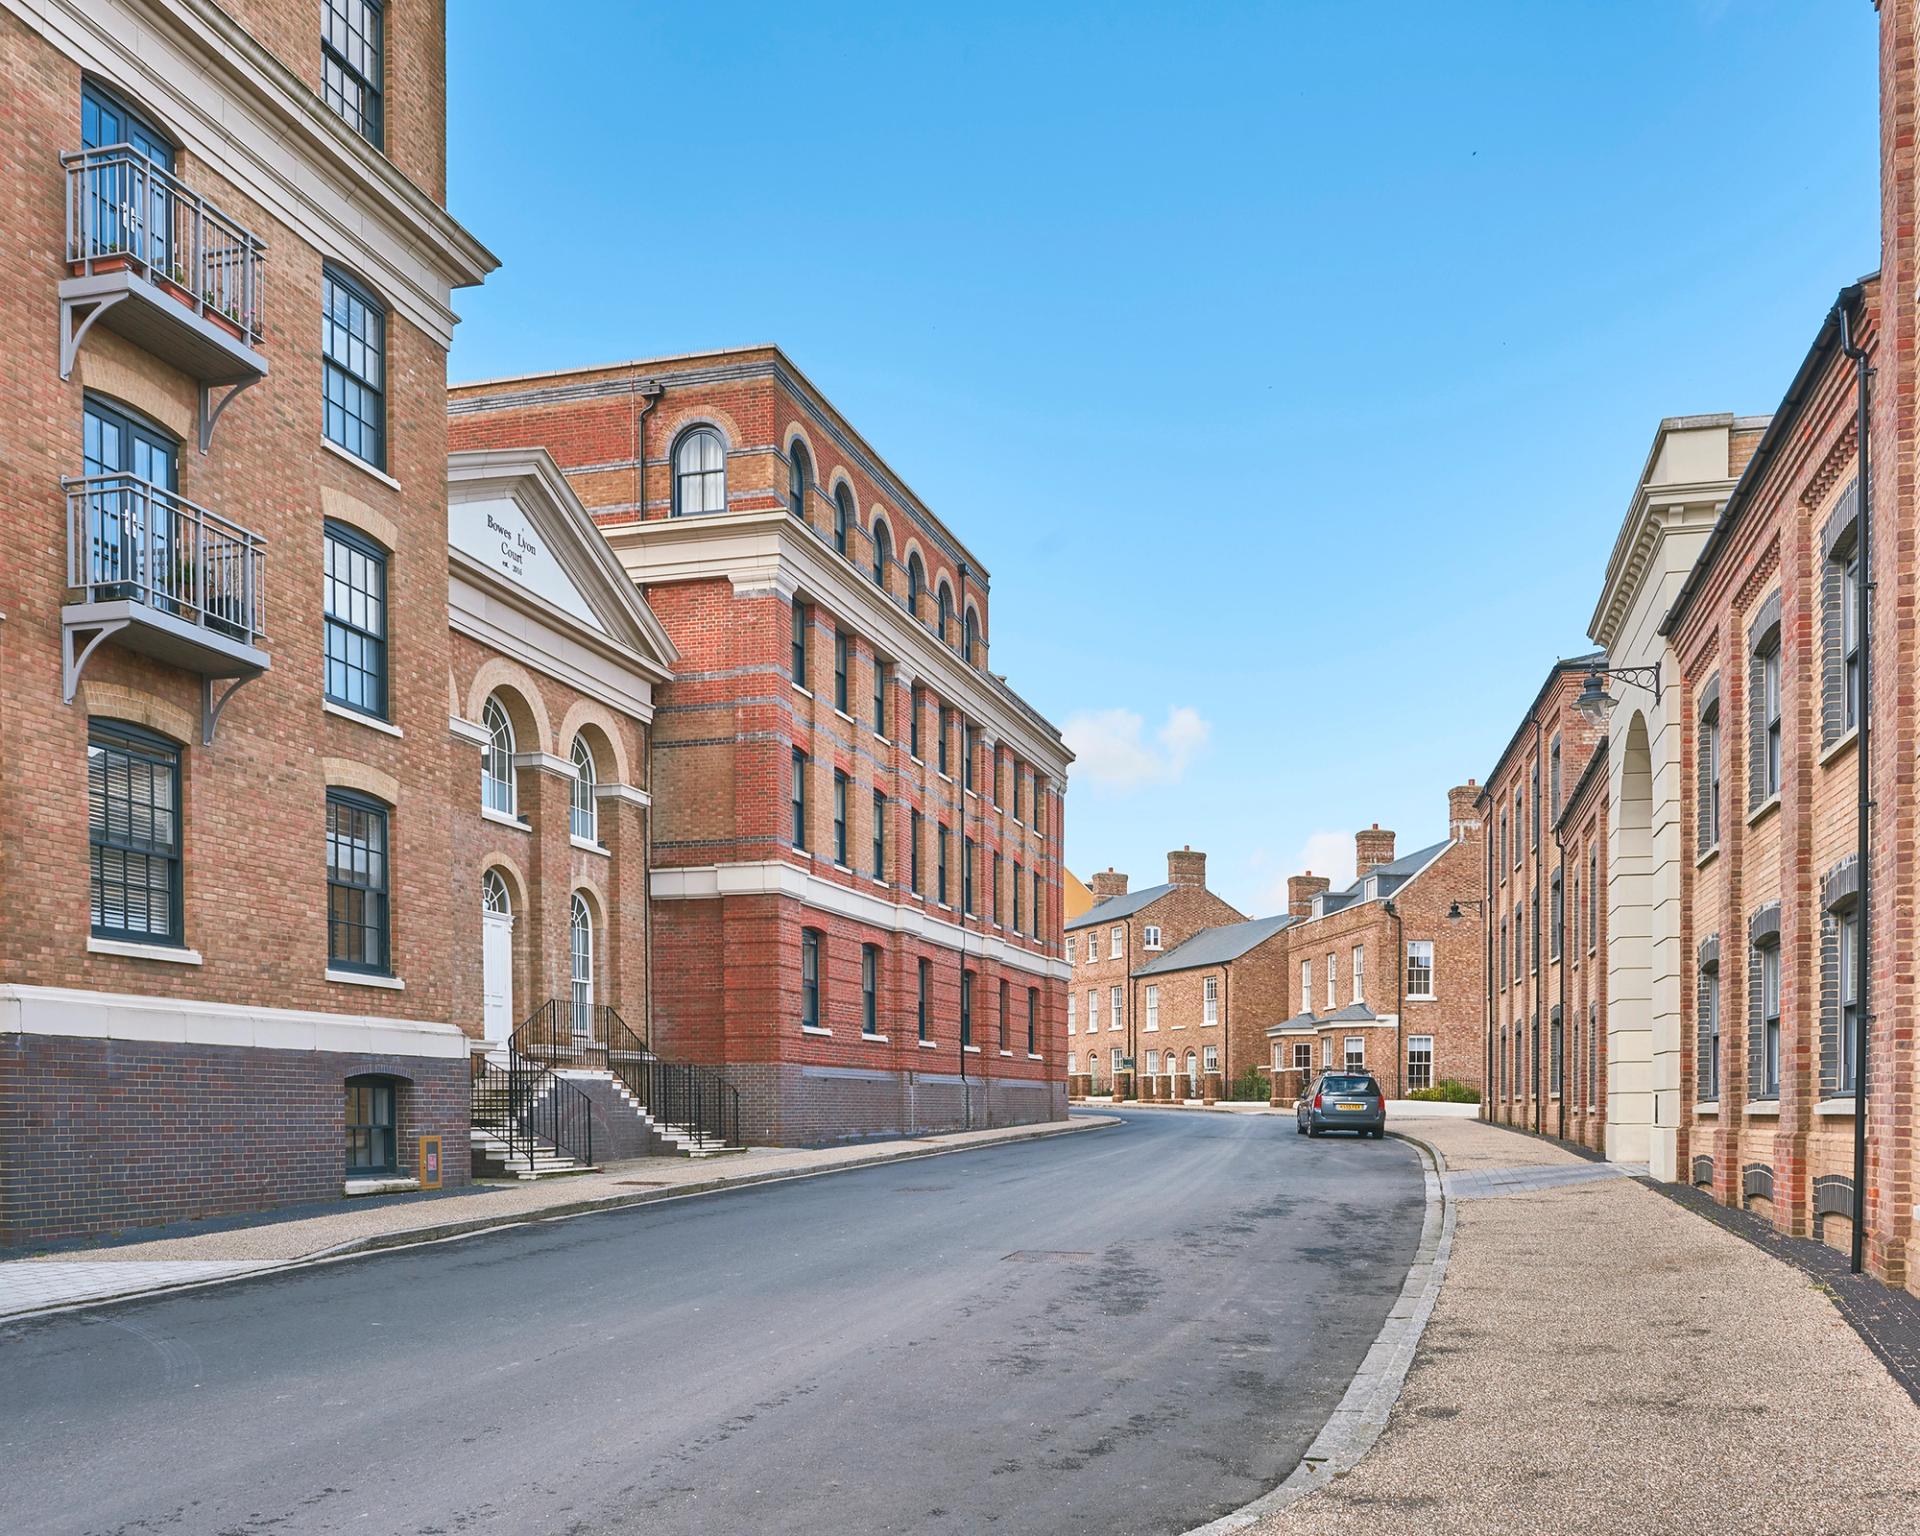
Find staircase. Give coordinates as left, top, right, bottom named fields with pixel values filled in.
left=468, top=1050, right=599, bottom=1180
left=482, top=1002, right=746, bottom=1164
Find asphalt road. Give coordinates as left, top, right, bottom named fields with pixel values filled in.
left=2, top=1109, right=1425, bottom=1536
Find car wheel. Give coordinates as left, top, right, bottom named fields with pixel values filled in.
left=1306, top=1120, right=1320, bottom=1139
left=1371, top=1128, right=1385, bottom=1140
left=1295, top=1118, right=1306, bottom=1136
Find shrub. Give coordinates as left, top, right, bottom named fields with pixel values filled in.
left=1225, top=1066, right=1269, bottom=1102
left=1406, top=1078, right=1480, bottom=1104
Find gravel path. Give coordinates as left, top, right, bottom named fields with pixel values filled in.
left=1252, top=1118, right=1920, bottom=1536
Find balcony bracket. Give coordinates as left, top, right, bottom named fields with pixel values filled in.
left=198, top=376, right=260, bottom=455
left=61, top=615, right=132, bottom=704
left=59, top=290, right=128, bottom=381
left=202, top=673, right=258, bottom=745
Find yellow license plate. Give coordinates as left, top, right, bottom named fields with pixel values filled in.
left=1335, top=1103, right=1366, bottom=1112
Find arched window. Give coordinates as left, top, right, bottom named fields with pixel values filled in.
left=570, top=736, right=598, bottom=843
left=482, top=867, right=512, bottom=915
left=481, top=696, right=516, bottom=816
left=872, top=519, right=891, bottom=587
left=672, top=426, right=726, bottom=516
left=907, top=552, right=925, bottom=616
left=1185, top=1051, right=1199, bottom=1092
left=936, top=581, right=953, bottom=641
left=833, top=483, right=854, bottom=557
left=964, top=606, right=981, bottom=664
left=788, top=441, right=811, bottom=520
left=570, top=892, right=594, bottom=1035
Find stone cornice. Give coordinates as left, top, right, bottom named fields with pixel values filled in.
left=602, top=511, right=1073, bottom=778
left=1589, top=485, right=1729, bottom=651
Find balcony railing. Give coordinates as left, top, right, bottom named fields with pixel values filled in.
left=65, top=473, right=267, bottom=647
left=63, top=145, right=266, bottom=347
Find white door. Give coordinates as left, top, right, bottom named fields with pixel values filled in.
left=482, top=871, right=513, bottom=1045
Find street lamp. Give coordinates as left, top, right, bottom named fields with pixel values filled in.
left=1573, top=662, right=1662, bottom=726
left=1447, top=898, right=1485, bottom=922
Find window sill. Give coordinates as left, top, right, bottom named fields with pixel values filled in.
left=1695, top=1101, right=1719, bottom=1116
left=937, top=771, right=953, bottom=784
left=962, top=1044, right=982, bottom=1054
left=344, top=1176, right=418, bottom=1197
left=1696, top=843, right=1721, bottom=871
left=874, top=733, right=891, bottom=747
left=793, top=684, right=813, bottom=698
left=1746, top=1098, right=1781, bottom=1118
left=1820, top=727, right=1860, bottom=768
left=324, top=699, right=403, bottom=738
left=327, top=968, right=404, bottom=991
left=88, top=936, right=203, bottom=965
left=1748, top=795, right=1782, bottom=829
left=482, top=806, right=531, bottom=833
left=909, top=755, right=924, bottom=767
left=323, top=436, right=402, bottom=492
left=999, top=1049, right=1014, bottom=1058
left=571, top=835, right=609, bottom=857
left=917, top=1039, right=941, bottom=1050
left=801, top=1025, right=832, bottom=1037
left=1816, top=1096, right=1862, bottom=1117
left=862, top=1032, right=889, bottom=1043
left=1027, top=1053, right=1044, bottom=1062
left=1406, top=993, right=1437, bottom=1003
left=834, top=709, right=856, bottom=726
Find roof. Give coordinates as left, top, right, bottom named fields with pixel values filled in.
left=1661, top=276, right=1875, bottom=639
left=1310, top=838, right=1451, bottom=917
left=1321, top=1001, right=1380, bottom=1023
left=1065, top=882, right=1176, bottom=931
left=1132, top=915, right=1294, bottom=977
left=1554, top=735, right=1611, bottom=833
left=1480, top=652, right=1607, bottom=798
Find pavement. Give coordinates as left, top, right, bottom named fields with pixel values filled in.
left=0, top=1114, right=1108, bottom=1320
left=0, top=1108, right=1426, bottom=1536
left=1244, top=1115, right=1920, bottom=1536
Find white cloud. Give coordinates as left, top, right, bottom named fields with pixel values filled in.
left=1260, top=830, right=1354, bottom=909
left=1064, top=705, right=1211, bottom=793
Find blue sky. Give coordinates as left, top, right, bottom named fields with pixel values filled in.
left=446, top=1, right=1879, bottom=916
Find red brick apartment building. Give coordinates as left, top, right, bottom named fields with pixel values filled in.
left=1663, top=279, right=1889, bottom=1264
left=1263, top=790, right=1487, bottom=1099
left=447, top=350, right=1075, bottom=1144
left=0, top=0, right=514, bottom=1244
left=1063, top=849, right=1244, bottom=1095
left=1481, top=658, right=1610, bottom=1150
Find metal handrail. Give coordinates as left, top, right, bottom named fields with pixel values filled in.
left=62, top=143, right=267, bottom=346
left=471, top=1017, right=598, bottom=1175
left=64, top=472, right=267, bottom=645
left=516, top=1000, right=742, bottom=1150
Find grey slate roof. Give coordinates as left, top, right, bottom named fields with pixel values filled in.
left=1313, top=838, right=1452, bottom=915
left=1132, top=914, right=1294, bottom=977
left=1064, top=882, right=1176, bottom=931
left=1321, top=1001, right=1380, bottom=1023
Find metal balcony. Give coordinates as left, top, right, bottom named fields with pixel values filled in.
left=59, top=146, right=269, bottom=451
left=62, top=473, right=270, bottom=742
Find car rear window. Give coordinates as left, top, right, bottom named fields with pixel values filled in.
left=1322, top=1074, right=1381, bottom=1096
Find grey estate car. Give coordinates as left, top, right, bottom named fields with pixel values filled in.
left=1296, top=1072, right=1386, bottom=1138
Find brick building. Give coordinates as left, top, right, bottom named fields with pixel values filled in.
left=1664, top=279, right=1884, bottom=1262
left=0, top=0, right=502, bottom=1243
left=1131, top=914, right=1293, bottom=1101
left=1063, top=850, right=1243, bottom=1095
left=1263, top=791, right=1487, bottom=1099
left=446, top=349, right=1073, bottom=1145
left=1480, top=657, right=1608, bottom=1149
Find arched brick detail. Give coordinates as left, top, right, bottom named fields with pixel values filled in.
left=464, top=659, right=555, bottom=755
left=320, top=485, right=400, bottom=550
left=661, top=408, right=745, bottom=455
left=74, top=347, right=194, bottom=442
left=556, top=699, right=633, bottom=786
left=322, top=756, right=400, bottom=805
left=78, top=681, right=195, bottom=746
left=481, top=851, right=531, bottom=910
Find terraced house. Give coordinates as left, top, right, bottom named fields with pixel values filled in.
left=0, top=0, right=499, bottom=1244
left=1481, top=657, right=1608, bottom=1150
left=447, top=349, right=1074, bottom=1143
left=1063, top=850, right=1242, bottom=1096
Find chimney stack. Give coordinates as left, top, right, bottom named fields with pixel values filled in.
left=1355, top=824, right=1396, bottom=877
left=1449, top=781, right=1483, bottom=841
left=1167, top=846, right=1208, bottom=888
left=1092, top=867, right=1130, bottom=900
left=1288, top=871, right=1332, bottom=920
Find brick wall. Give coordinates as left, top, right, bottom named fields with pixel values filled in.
left=0, top=1035, right=468, bottom=1247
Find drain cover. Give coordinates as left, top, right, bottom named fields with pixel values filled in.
left=1002, top=1250, right=1095, bottom=1263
